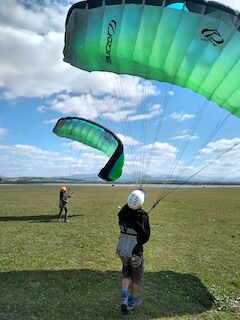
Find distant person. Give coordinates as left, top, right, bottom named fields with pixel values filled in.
left=116, top=189, right=151, bottom=313
left=58, top=186, right=71, bottom=223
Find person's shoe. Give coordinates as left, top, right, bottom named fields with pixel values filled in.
left=121, top=297, right=129, bottom=313
left=57, top=219, right=61, bottom=222
left=128, top=297, right=142, bottom=310
left=64, top=220, right=69, bottom=223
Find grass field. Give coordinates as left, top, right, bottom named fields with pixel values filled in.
left=0, top=185, right=239, bottom=320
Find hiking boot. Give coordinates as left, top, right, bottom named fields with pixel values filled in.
left=128, top=297, right=142, bottom=310
left=121, top=297, right=129, bottom=313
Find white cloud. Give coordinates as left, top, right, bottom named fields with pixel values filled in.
left=0, top=143, right=107, bottom=177
left=0, top=0, right=68, bottom=34
left=3, top=144, right=59, bottom=158
left=43, top=118, right=59, bottom=125
left=0, top=1, right=159, bottom=100
left=117, top=134, right=139, bottom=146
left=100, top=73, right=158, bottom=101
left=37, top=105, right=47, bottom=113
left=0, top=128, right=9, bottom=137
left=139, top=141, right=178, bottom=157
left=0, top=2, right=86, bottom=98
left=122, top=147, right=182, bottom=177
left=0, top=25, right=70, bottom=99
left=200, top=138, right=240, bottom=156
left=172, top=134, right=198, bottom=140
left=170, top=112, right=195, bottom=122
left=123, top=137, right=240, bottom=180
left=0, top=140, right=179, bottom=179
left=1, top=137, right=240, bottom=180
left=187, top=138, right=240, bottom=180
left=128, top=104, right=163, bottom=121
left=48, top=91, right=161, bottom=122
left=50, top=94, right=115, bottom=120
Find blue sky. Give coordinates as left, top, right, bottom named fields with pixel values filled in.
left=0, top=0, right=240, bottom=182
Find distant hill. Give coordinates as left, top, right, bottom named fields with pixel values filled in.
left=1, top=174, right=240, bottom=185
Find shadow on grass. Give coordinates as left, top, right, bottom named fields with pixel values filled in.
left=0, top=214, right=83, bottom=222
left=0, top=269, right=214, bottom=320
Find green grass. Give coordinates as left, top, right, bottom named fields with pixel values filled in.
left=0, top=185, right=239, bottom=319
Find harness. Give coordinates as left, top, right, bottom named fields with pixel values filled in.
left=117, top=225, right=143, bottom=268
left=120, top=225, right=138, bottom=237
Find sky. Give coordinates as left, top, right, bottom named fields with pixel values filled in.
left=0, top=0, right=240, bottom=182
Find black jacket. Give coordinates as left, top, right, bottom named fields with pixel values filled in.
left=59, top=191, right=68, bottom=206
left=118, top=204, right=150, bottom=255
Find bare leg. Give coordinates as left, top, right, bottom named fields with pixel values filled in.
left=121, top=277, right=131, bottom=312
left=129, top=282, right=140, bottom=296
left=122, top=277, right=131, bottom=291
left=128, top=282, right=142, bottom=309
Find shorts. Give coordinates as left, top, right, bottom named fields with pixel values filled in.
left=121, top=257, right=144, bottom=285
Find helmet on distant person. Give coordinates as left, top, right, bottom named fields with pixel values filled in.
left=127, top=189, right=145, bottom=210
left=61, top=186, right=67, bottom=192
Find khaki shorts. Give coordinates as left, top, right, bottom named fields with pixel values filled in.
left=121, top=257, right=144, bottom=285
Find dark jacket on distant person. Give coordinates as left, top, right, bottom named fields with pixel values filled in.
left=59, top=191, right=68, bottom=208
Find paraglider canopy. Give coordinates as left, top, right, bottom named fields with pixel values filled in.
left=61, top=0, right=240, bottom=204
left=63, top=0, right=240, bottom=118
left=53, top=117, right=124, bottom=182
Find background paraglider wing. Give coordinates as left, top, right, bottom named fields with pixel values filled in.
left=53, top=117, right=124, bottom=181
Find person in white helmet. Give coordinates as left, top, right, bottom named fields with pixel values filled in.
left=58, top=186, right=71, bottom=223
left=116, top=189, right=150, bottom=313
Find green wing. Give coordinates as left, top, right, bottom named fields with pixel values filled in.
left=53, top=117, right=124, bottom=181
left=64, top=0, right=240, bottom=117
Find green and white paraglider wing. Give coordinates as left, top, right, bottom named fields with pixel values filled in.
left=63, top=0, right=240, bottom=117
left=53, top=117, right=124, bottom=182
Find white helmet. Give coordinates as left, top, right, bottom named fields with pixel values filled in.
left=127, top=189, right=145, bottom=210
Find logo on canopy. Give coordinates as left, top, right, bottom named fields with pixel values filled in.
left=106, top=20, right=117, bottom=64
left=201, top=29, right=224, bottom=46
